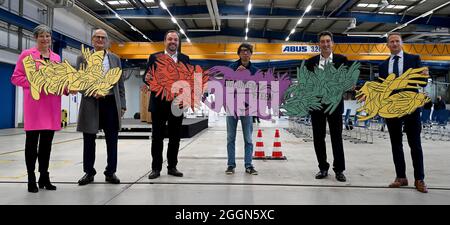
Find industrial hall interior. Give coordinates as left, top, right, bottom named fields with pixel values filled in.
left=1, top=0, right=450, bottom=205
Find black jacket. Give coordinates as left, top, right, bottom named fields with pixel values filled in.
left=228, top=60, right=259, bottom=75
left=305, top=53, right=350, bottom=114
left=379, top=52, right=426, bottom=94
left=143, top=51, right=190, bottom=112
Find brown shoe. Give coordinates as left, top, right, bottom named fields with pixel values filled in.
left=414, top=180, right=428, bottom=193
left=389, top=178, right=408, bottom=188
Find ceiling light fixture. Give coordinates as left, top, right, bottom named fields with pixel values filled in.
left=285, top=0, right=316, bottom=42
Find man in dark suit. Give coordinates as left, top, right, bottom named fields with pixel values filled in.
left=144, top=30, right=189, bottom=179
left=77, top=29, right=126, bottom=185
left=305, top=31, right=349, bottom=182
left=379, top=32, right=428, bottom=193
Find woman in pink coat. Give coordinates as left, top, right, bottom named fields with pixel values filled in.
left=11, top=24, right=61, bottom=193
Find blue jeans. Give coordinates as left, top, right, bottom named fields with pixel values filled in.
left=226, top=116, right=254, bottom=169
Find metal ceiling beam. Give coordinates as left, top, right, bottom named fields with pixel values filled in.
left=296, top=0, right=303, bottom=10
left=102, top=15, right=354, bottom=21
left=205, top=0, right=217, bottom=29
left=97, top=5, right=450, bottom=28
left=118, top=26, right=386, bottom=42
left=368, top=23, right=385, bottom=32
left=299, top=19, right=315, bottom=39
left=263, top=0, right=275, bottom=39
left=328, top=0, right=359, bottom=17
left=135, top=0, right=159, bottom=30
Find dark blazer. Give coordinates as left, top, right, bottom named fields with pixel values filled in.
left=76, top=51, right=126, bottom=134
left=379, top=52, right=422, bottom=78
left=143, top=51, right=190, bottom=112
left=228, top=59, right=259, bottom=75
left=379, top=52, right=425, bottom=93
left=305, top=53, right=350, bottom=114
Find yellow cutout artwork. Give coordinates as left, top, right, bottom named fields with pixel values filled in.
left=23, top=45, right=122, bottom=100
left=356, top=67, right=431, bottom=121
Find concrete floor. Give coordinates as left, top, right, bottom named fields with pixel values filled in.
left=0, top=117, right=449, bottom=205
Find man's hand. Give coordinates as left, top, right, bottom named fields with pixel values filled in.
left=357, top=95, right=366, bottom=102
left=421, top=68, right=429, bottom=76
left=94, top=93, right=105, bottom=99
left=121, top=109, right=126, bottom=117
left=236, top=65, right=247, bottom=71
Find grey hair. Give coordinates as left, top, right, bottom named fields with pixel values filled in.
left=33, top=24, right=52, bottom=38
left=92, top=28, right=109, bottom=40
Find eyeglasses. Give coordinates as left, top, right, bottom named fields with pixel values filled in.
left=94, top=36, right=107, bottom=40
left=239, top=49, right=251, bottom=54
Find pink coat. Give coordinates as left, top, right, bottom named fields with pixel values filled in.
left=11, top=47, right=62, bottom=131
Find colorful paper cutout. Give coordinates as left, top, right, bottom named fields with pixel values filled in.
left=356, top=67, right=430, bottom=121
left=282, top=62, right=360, bottom=117
left=206, top=66, right=291, bottom=119
left=145, top=54, right=208, bottom=110
left=23, top=45, right=122, bottom=100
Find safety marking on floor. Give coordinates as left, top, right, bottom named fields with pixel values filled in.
left=0, top=160, right=16, bottom=164
left=0, top=138, right=82, bottom=156
left=0, top=173, right=27, bottom=179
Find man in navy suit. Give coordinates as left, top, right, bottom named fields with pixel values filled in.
left=144, top=30, right=189, bottom=179
left=378, top=32, right=428, bottom=193
left=305, top=31, right=350, bottom=182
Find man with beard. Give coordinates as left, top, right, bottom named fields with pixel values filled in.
left=144, top=30, right=189, bottom=179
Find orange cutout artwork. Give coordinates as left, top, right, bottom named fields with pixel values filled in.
left=145, top=54, right=208, bottom=110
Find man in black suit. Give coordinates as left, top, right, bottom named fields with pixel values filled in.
left=144, top=30, right=189, bottom=179
left=305, top=31, right=349, bottom=182
left=379, top=32, right=428, bottom=193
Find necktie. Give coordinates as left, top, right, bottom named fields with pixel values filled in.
left=393, top=55, right=400, bottom=77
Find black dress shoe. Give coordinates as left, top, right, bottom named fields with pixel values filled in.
left=168, top=168, right=183, bottom=177
left=148, top=170, right=160, bottom=179
left=335, top=172, right=347, bottom=182
left=38, top=172, right=56, bottom=190
left=315, top=170, right=328, bottom=179
left=28, top=183, right=39, bottom=193
left=105, top=174, right=120, bottom=184
left=78, top=174, right=94, bottom=186
left=27, top=172, right=38, bottom=193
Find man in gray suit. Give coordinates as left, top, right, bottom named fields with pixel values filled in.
left=76, top=29, right=126, bottom=185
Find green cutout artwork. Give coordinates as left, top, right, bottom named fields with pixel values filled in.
left=282, top=62, right=360, bottom=117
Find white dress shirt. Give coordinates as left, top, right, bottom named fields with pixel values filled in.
left=101, top=51, right=114, bottom=95
left=165, top=50, right=178, bottom=63
left=388, top=50, right=404, bottom=76
left=102, top=51, right=110, bottom=76
left=319, top=52, right=333, bottom=69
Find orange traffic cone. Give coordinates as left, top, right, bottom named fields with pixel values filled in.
left=269, top=129, right=287, bottom=160
left=253, top=129, right=266, bottom=160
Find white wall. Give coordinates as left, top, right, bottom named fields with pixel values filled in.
left=23, top=0, right=48, bottom=24
left=53, top=7, right=93, bottom=45
left=0, top=49, right=19, bottom=64
left=123, top=74, right=142, bottom=119
left=0, top=0, right=20, bottom=13
left=0, top=50, right=22, bottom=127
left=61, top=47, right=82, bottom=124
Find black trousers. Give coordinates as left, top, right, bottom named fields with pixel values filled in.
left=151, top=98, right=183, bottom=171
left=83, top=95, right=119, bottom=176
left=25, top=130, right=55, bottom=174
left=310, top=107, right=345, bottom=173
left=385, top=110, right=424, bottom=180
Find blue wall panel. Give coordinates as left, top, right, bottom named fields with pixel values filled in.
left=0, top=62, right=16, bottom=129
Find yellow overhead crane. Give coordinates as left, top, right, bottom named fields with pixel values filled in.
left=110, top=42, right=450, bottom=61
